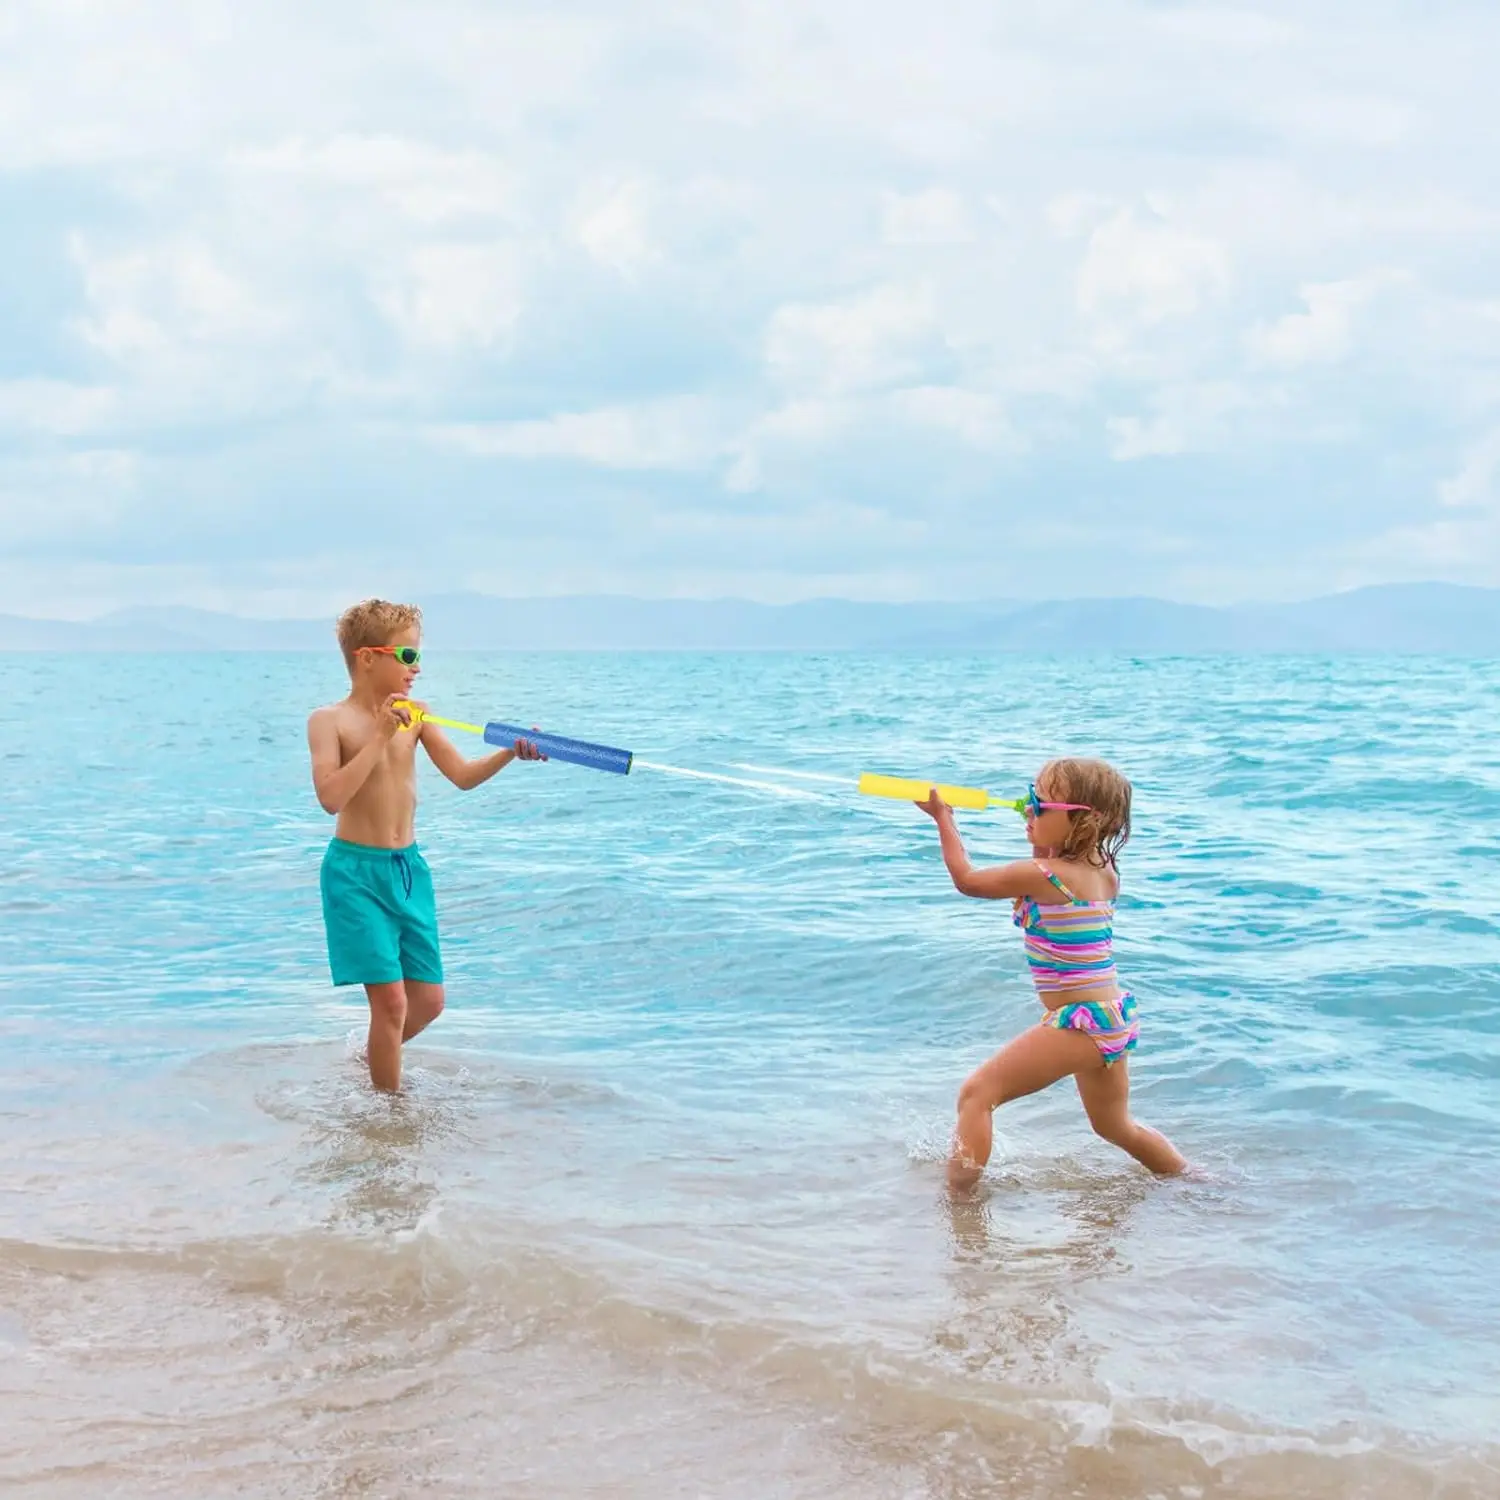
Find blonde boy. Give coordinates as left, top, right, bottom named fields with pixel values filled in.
left=307, top=599, right=541, bottom=1091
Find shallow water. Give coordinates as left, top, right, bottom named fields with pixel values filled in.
left=2, top=652, right=1498, bottom=1497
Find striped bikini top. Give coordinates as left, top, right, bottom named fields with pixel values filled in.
left=1012, top=861, right=1119, bottom=995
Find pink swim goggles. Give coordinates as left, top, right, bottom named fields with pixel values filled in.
left=1026, top=782, right=1092, bottom=818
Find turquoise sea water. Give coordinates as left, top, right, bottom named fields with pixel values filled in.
left=3, top=652, right=1499, bottom=1498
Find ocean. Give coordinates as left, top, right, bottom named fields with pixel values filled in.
left=2, top=651, right=1497, bottom=1498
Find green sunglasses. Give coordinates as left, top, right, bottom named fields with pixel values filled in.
left=368, top=645, right=421, bottom=666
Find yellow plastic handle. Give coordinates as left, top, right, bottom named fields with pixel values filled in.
left=858, top=772, right=999, bottom=812
left=392, top=701, right=485, bottom=735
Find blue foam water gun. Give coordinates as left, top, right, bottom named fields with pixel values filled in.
left=396, top=703, right=633, bottom=776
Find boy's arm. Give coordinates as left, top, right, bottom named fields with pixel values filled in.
left=920, top=797, right=1055, bottom=900
left=418, top=722, right=518, bottom=791
left=307, top=700, right=406, bottom=814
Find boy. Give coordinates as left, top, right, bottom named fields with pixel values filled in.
left=307, top=599, right=542, bottom=1092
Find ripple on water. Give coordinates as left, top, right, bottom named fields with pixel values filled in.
left=1, top=651, right=1499, bottom=1494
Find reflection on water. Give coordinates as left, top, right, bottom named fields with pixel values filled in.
left=298, top=1093, right=447, bottom=1237
left=934, top=1170, right=1149, bottom=1390
left=254, top=1048, right=509, bottom=1239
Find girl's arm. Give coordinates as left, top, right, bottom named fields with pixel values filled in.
left=918, top=792, right=1056, bottom=900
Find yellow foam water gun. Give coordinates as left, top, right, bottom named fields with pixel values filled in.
left=856, top=772, right=1025, bottom=814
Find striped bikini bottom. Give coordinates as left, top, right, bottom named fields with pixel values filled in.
left=1041, top=990, right=1139, bottom=1066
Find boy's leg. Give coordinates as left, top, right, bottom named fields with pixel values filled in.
left=364, top=980, right=408, bottom=1092
left=361, top=980, right=443, bottom=1091
left=402, top=980, right=445, bottom=1041
left=395, top=849, right=445, bottom=1048
left=323, top=843, right=407, bottom=1090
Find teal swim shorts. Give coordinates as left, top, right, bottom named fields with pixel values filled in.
left=319, top=838, right=444, bottom=988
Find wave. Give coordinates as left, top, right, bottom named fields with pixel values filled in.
left=2, top=1223, right=1495, bottom=1499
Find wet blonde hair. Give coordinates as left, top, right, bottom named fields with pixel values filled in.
left=1038, top=757, right=1132, bottom=869
left=335, top=598, right=422, bottom=670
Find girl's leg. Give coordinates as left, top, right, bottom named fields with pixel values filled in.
left=1074, top=1060, right=1187, bottom=1175
left=949, top=1024, right=1103, bottom=1188
left=364, top=980, right=408, bottom=1092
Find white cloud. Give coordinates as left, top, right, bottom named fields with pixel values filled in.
left=1106, top=382, right=1260, bottom=460
left=234, top=136, right=516, bottom=226
left=887, top=386, right=1019, bottom=451
left=4, top=0, right=1500, bottom=609
left=722, top=398, right=860, bottom=493
left=1150, top=7, right=1300, bottom=49
left=1046, top=192, right=1116, bottom=240
left=1267, top=90, right=1420, bottom=149
left=430, top=397, right=729, bottom=471
left=1076, top=207, right=1231, bottom=341
left=1357, top=512, right=1500, bottom=581
left=0, top=380, right=119, bottom=437
left=576, top=179, right=656, bottom=277
left=429, top=381, right=1019, bottom=490
left=765, top=282, right=944, bottom=394
left=71, top=236, right=281, bottom=365
left=0, top=1, right=613, bottom=171
left=0, top=448, right=139, bottom=546
left=880, top=189, right=974, bottom=245
left=1246, top=271, right=1407, bottom=368
left=1439, top=429, right=1500, bottom=511
left=371, top=242, right=525, bottom=351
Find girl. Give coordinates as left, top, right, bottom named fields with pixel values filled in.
left=917, top=757, right=1186, bottom=1189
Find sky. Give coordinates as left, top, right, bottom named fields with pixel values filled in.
left=2, top=0, right=1498, bottom=619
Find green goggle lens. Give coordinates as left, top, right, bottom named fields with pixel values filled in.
left=370, top=645, right=421, bottom=666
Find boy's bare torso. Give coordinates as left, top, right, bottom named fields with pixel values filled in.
left=315, top=698, right=422, bottom=848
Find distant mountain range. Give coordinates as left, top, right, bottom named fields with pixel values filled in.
left=3, top=583, right=1497, bottom=653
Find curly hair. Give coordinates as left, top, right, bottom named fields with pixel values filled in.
left=1038, top=757, right=1133, bottom=869
left=334, top=598, right=422, bottom=668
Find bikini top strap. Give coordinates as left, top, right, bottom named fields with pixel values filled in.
left=1033, top=860, right=1079, bottom=901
